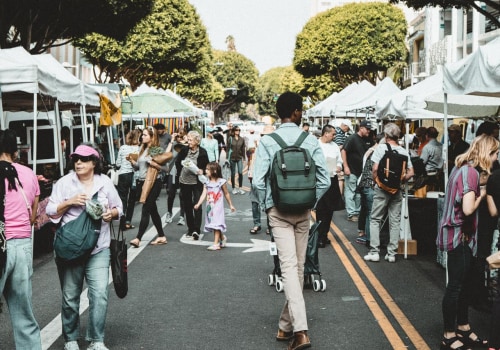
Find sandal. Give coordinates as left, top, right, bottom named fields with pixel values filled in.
left=456, top=329, right=488, bottom=348
left=249, top=226, right=261, bottom=234
left=125, top=224, right=135, bottom=230
left=440, top=336, right=467, bottom=350
left=130, top=238, right=140, bottom=248
left=150, top=237, right=168, bottom=245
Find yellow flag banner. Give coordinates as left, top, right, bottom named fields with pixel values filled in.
left=100, top=94, right=122, bottom=126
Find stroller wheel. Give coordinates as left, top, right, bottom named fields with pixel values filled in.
left=268, top=274, right=275, bottom=286
left=313, top=279, right=321, bottom=292
left=320, top=279, right=327, bottom=292
left=276, top=280, right=284, bottom=293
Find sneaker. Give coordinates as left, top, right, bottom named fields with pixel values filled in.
left=165, top=212, right=173, bottom=224
left=220, top=235, right=227, bottom=248
left=207, top=244, right=221, bottom=251
left=348, top=215, right=359, bottom=222
left=177, top=216, right=185, bottom=226
left=192, top=232, right=199, bottom=240
left=232, top=189, right=238, bottom=195
left=87, top=342, right=109, bottom=350
left=385, top=254, right=396, bottom=263
left=364, top=251, right=380, bottom=262
left=356, top=236, right=367, bottom=244
left=239, top=189, right=246, bottom=195
left=185, top=233, right=193, bottom=239
left=64, top=341, right=80, bottom=350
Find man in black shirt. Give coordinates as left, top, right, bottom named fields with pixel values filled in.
left=341, top=120, right=373, bottom=221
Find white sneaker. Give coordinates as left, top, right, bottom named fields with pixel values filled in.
left=385, top=254, right=396, bottom=263
left=220, top=235, right=227, bottom=248
left=239, top=189, right=246, bottom=194
left=207, top=244, right=221, bottom=251
left=232, top=189, right=238, bottom=195
left=64, top=341, right=80, bottom=350
left=165, top=212, right=172, bottom=224
left=87, top=342, right=109, bottom=350
left=364, top=251, right=380, bottom=262
left=177, top=217, right=185, bottom=226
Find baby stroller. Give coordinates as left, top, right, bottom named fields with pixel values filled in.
left=267, top=221, right=326, bottom=293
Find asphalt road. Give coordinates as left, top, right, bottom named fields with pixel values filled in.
left=0, top=175, right=492, bottom=350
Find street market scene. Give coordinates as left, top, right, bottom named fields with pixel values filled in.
left=1, top=0, right=500, bottom=349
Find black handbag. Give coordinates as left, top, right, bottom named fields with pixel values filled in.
left=54, top=193, right=101, bottom=264
left=110, top=223, right=128, bottom=298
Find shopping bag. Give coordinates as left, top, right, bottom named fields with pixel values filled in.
left=110, top=223, right=128, bottom=298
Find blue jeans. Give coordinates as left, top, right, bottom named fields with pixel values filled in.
left=230, top=159, right=243, bottom=188
left=56, top=248, right=110, bottom=342
left=0, top=238, right=42, bottom=350
left=442, top=243, right=473, bottom=331
left=344, top=174, right=360, bottom=217
left=359, top=187, right=374, bottom=239
left=252, top=201, right=261, bottom=226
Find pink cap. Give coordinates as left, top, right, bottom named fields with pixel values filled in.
left=70, top=145, right=100, bottom=158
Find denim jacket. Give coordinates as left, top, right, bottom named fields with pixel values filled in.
left=252, top=123, right=330, bottom=211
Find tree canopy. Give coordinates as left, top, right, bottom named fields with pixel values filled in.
left=211, top=50, right=259, bottom=121
left=293, top=2, right=407, bottom=98
left=75, top=0, right=214, bottom=101
left=0, top=0, right=153, bottom=53
left=389, top=0, right=500, bottom=28
left=257, top=66, right=305, bottom=116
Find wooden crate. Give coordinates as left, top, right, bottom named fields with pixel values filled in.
left=397, top=239, right=417, bottom=255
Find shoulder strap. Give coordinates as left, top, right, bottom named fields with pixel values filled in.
left=293, top=132, right=309, bottom=148
left=268, top=132, right=309, bottom=149
left=268, top=133, right=287, bottom=149
left=386, top=143, right=392, bottom=153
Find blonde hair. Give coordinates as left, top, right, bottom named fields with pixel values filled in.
left=139, top=126, right=160, bottom=156
left=455, top=134, right=499, bottom=174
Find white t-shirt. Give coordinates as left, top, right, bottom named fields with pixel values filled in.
left=371, top=143, right=413, bottom=169
left=245, top=133, right=260, bottom=149
left=319, top=141, right=343, bottom=177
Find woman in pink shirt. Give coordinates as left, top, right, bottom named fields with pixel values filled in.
left=0, top=129, right=42, bottom=349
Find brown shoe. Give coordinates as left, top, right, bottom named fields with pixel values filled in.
left=276, top=329, right=294, bottom=341
left=288, top=331, right=311, bottom=350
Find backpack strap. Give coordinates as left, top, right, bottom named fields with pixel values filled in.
left=293, top=132, right=309, bottom=148
left=268, top=133, right=287, bottom=149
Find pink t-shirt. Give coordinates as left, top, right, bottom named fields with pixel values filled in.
left=4, top=163, right=40, bottom=239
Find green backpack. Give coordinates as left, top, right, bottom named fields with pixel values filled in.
left=268, top=132, right=317, bottom=212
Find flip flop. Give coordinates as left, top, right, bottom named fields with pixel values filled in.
left=249, top=226, right=261, bottom=234
left=130, top=239, right=140, bottom=248
left=150, top=238, right=168, bottom=246
left=125, top=224, right=135, bottom=230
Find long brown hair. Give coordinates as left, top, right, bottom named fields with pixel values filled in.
left=139, top=126, right=160, bottom=156
left=455, top=134, right=499, bottom=174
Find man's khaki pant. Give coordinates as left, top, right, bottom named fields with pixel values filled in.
left=268, top=207, right=310, bottom=333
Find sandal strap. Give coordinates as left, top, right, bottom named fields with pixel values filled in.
left=441, top=336, right=465, bottom=350
left=456, top=329, right=488, bottom=346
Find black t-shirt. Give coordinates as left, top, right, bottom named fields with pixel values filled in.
left=487, top=168, right=500, bottom=211
left=343, top=133, right=373, bottom=176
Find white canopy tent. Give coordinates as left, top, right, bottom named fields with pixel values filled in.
left=330, top=80, right=376, bottom=116
left=335, top=77, right=401, bottom=117
left=425, top=38, right=500, bottom=184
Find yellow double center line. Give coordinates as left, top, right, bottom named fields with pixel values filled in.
left=312, top=213, right=430, bottom=350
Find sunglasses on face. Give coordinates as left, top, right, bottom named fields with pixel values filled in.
left=71, top=155, right=93, bottom=163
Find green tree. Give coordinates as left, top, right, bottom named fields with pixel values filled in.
left=294, top=2, right=407, bottom=97
left=211, top=50, right=259, bottom=122
left=75, top=0, right=214, bottom=102
left=390, top=0, right=500, bottom=28
left=258, top=66, right=306, bottom=116
left=0, top=0, right=153, bottom=53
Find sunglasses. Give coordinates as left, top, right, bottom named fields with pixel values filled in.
left=71, top=155, right=94, bottom=162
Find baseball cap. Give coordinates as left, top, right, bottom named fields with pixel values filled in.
left=448, top=124, right=461, bottom=132
left=359, top=120, right=371, bottom=129
left=70, top=145, right=100, bottom=158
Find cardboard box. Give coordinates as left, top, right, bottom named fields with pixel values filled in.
left=397, top=239, right=417, bottom=255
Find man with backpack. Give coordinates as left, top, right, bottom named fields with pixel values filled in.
left=364, top=123, right=414, bottom=263
left=252, top=92, right=330, bottom=350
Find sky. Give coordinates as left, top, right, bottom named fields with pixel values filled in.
left=188, top=0, right=311, bottom=75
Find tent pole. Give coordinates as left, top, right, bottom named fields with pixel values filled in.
left=33, top=93, right=38, bottom=175
left=0, top=87, right=4, bottom=130
left=54, top=101, right=64, bottom=177
left=404, top=121, right=411, bottom=259
left=443, top=93, right=449, bottom=189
